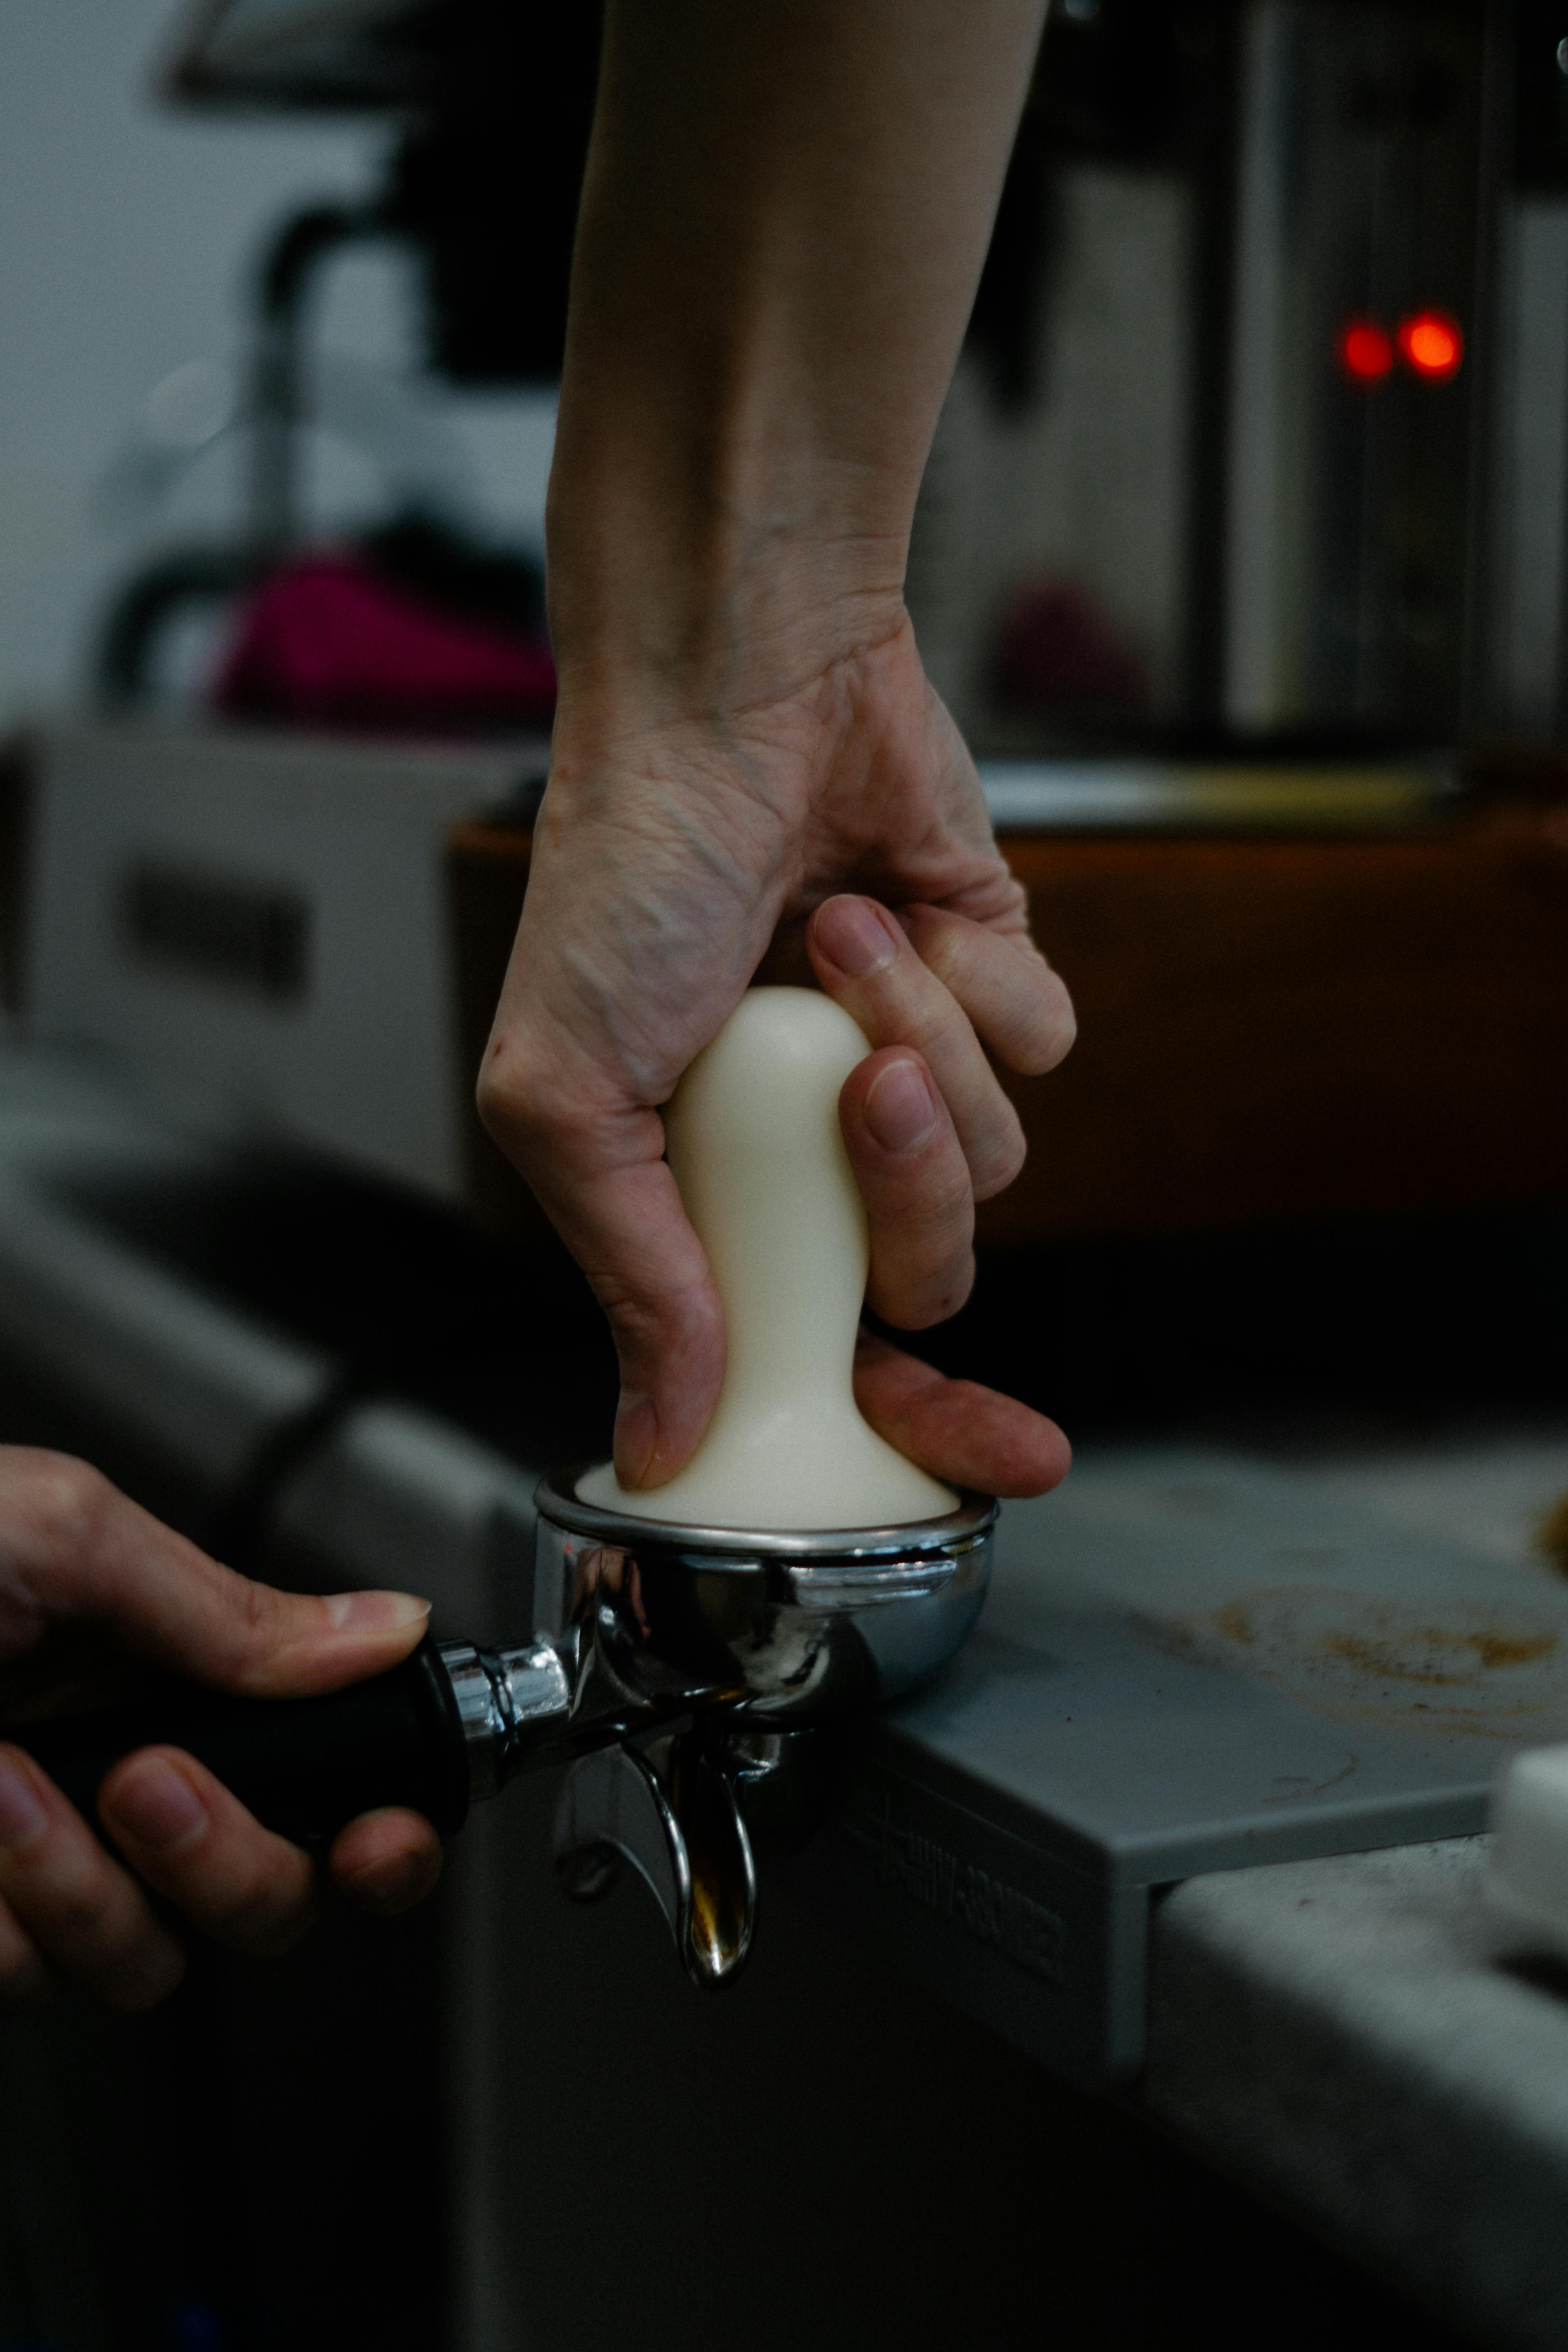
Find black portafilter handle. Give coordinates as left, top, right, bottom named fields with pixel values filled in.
left=0, top=1638, right=491, bottom=1851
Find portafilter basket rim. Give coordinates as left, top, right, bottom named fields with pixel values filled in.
left=534, top=1465, right=997, bottom=1568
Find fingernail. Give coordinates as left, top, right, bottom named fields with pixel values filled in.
left=864, top=1059, right=938, bottom=1155
left=324, top=1591, right=432, bottom=1636
left=106, top=1757, right=205, bottom=1855
left=0, top=1756, right=47, bottom=1853
left=614, top=1391, right=659, bottom=1487
left=815, top=897, right=897, bottom=979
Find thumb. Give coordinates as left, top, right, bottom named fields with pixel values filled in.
left=476, top=1056, right=724, bottom=1490
left=0, top=1451, right=430, bottom=1698
left=562, top=1157, right=724, bottom=1489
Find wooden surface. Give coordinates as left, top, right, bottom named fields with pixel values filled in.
left=446, top=800, right=1568, bottom=1242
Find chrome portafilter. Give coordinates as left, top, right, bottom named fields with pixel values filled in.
left=0, top=1468, right=995, bottom=1990
left=531, top=1469, right=996, bottom=1726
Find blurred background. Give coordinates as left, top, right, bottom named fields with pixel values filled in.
left=3, top=5, right=1568, bottom=2350
left=0, top=0, right=560, bottom=731
left=11, top=0, right=1568, bottom=753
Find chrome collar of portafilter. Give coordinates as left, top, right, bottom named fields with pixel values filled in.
left=450, top=1468, right=998, bottom=1988
left=532, top=1466, right=997, bottom=1719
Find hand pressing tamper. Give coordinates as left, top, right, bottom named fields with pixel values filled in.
left=0, top=991, right=996, bottom=1986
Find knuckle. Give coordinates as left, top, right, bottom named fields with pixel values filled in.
left=476, top=1038, right=564, bottom=1155
left=1021, top=979, right=1077, bottom=1075
left=936, top=1255, right=980, bottom=1320
left=904, top=1163, right=975, bottom=1233
left=590, top=1255, right=716, bottom=1370
left=15, top=1844, right=150, bottom=1973
left=871, top=1245, right=976, bottom=1329
left=870, top=996, right=964, bottom=1089
left=197, top=1579, right=293, bottom=1691
left=233, top=1577, right=286, bottom=1647
left=0, top=1917, right=46, bottom=2008
left=204, top=1850, right=316, bottom=1954
left=865, top=1147, right=972, bottom=1234
left=849, top=928, right=955, bottom=1038
left=971, top=1114, right=1028, bottom=1203
left=0, top=1956, right=46, bottom=2008
left=96, top=1935, right=186, bottom=2013
left=41, top=1865, right=119, bottom=1948
left=906, top=909, right=968, bottom=992
left=592, top=1275, right=676, bottom=1359
left=868, top=1176, right=975, bottom=1329
left=17, top=1452, right=114, bottom=1572
left=474, top=1050, right=520, bottom=1141
left=902, top=978, right=965, bottom=1051
left=477, top=1047, right=617, bottom=1205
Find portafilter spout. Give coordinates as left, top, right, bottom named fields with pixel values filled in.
left=530, top=1468, right=996, bottom=1983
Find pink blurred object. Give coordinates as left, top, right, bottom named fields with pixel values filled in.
left=992, top=576, right=1149, bottom=717
left=212, top=551, right=557, bottom=733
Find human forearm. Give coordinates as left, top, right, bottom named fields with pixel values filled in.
left=547, top=0, right=1046, bottom=710
left=480, top=0, right=1072, bottom=1497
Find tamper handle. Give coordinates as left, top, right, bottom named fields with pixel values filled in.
left=0, top=1638, right=471, bottom=1848
left=581, top=987, right=956, bottom=1530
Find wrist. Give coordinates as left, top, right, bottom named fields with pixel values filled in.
left=545, top=432, right=914, bottom=720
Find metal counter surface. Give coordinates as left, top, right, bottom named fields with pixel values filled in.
left=1145, top=1838, right=1568, bottom=2352
left=794, top=1433, right=1568, bottom=2083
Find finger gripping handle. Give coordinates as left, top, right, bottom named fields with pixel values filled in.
left=0, top=1638, right=469, bottom=1849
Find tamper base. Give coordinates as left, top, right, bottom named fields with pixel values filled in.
left=576, top=1404, right=955, bottom=1531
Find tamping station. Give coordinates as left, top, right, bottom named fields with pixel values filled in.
left=2, top=991, right=998, bottom=1985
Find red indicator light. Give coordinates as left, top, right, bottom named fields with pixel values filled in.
left=1398, top=309, right=1463, bottom=381
left=1337, top=318, right=1394, bottom=382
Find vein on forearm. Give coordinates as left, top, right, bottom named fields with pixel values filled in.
left=547, top=0, right=1046, bottom=705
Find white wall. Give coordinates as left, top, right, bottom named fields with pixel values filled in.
left=0, top=0, right=557, bottom=728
